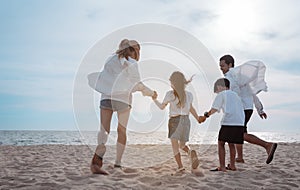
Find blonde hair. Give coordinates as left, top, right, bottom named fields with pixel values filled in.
left=169, top=71, right=193, bottom=108
left=116, top=39, right=140, bottom=60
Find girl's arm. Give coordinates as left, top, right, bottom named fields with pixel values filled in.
left=152, top=93, right=167, bottom=110
left=190, top=104, right=199, bottom=121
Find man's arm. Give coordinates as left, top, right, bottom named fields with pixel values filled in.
left=253, top=94, right=267, bottom=119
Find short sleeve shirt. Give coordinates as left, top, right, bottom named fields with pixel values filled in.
left=162, top=91, right=193, bottom=117
left=212, top=90, right=245, bottom=126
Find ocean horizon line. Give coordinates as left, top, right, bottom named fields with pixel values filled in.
left=1, top=129, right=299, bottom=133
left=1, top=130, right=300, bottom=146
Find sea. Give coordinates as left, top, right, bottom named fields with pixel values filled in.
left=0, top=130, right=300, bottom=146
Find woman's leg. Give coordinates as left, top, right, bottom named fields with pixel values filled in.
left=98, top=108, right=114, bottom=144
left=91, top=108, right=113, bottom=174
left=171, top=139, right=183, bottom=169
left=115, top=108, right=130, bottom=166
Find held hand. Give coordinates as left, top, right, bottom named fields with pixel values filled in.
left=198, top=116, right=206, bottom=123
left=152, top=91, right=158, bottom=100
left=259, top=112, right=267, bottom=119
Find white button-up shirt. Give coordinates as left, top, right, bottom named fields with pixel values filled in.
left=88, top=54, right=154, bottom=105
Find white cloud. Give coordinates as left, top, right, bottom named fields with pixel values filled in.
left=1, top=0, right=300, bottom=131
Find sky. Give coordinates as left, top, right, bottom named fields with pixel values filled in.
left=0, top=0, right=300, bottom=132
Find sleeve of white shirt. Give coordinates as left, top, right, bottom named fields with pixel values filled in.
left=225, top=71, right=241, bottom=96
left=211, top=93, right=223, bottom=112
left=253, top=94, right=264, bottom=114
left=126, top=59, right=154, bottom=96
left=187, top=92, right=193, bottom=105
left=162, top=91, right=172, bottom=105
left=126, top=59, right=141, bottom=84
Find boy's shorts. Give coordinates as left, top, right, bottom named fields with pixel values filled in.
left=218, top=125, right=244, bottom=144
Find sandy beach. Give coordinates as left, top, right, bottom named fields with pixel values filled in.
left=1, top=143, right=299, bottom=190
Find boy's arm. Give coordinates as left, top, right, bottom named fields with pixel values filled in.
left=198, top=108, right=218, bottom=123
left=204, top=108, right=218, bottom=118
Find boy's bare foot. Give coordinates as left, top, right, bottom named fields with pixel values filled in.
left=210, top=167, right=226, bottom=172
left=226, top=164, right=237, bottom=171
left=235, top=158, right=245, bottom=163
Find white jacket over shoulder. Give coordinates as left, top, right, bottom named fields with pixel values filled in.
left=224, top=60, right=267, bottom=113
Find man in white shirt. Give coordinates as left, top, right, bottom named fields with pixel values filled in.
left=219, top=54, right=277, bottom=164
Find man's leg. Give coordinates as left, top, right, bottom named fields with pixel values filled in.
left=239, top=110, right=277, bottom=164
left=236, top=110, right=253, bottom=162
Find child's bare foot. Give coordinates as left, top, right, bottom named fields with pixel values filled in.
left=226, top=164, right=237, bottom=171
left=190, top=150, right=200, bottom=169
left=210, top=167, right=226, bottom=172
left=235, top=158, right=245, bottom=163
left=191, top=168, right=204, bottom=176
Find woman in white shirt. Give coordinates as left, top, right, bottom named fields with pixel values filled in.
left=152, top=71, right=200, bottom=172
left=90, top=39, right=155, bottom=174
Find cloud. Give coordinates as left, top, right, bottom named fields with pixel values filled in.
left=0, top=0, right=299, bottom=132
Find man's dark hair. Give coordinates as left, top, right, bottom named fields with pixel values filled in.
left=214, top=78, right=230, bottom=93
left=220, top=54, right=235, bottom=67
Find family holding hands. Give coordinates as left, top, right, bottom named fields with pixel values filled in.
left=89, top=39, right=277, bottom=175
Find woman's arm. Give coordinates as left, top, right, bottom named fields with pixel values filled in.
left=132, top=82, right=154, bottom=97
left=153, top=99, right=167, bottom=110
left=152, top=93, right=167, bottom=110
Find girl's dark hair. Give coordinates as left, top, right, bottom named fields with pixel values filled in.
left=214, top=78, right=230, bottom=93
left=220, top=54, right=235, bottom=67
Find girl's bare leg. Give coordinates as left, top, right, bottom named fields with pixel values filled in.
left=171, top=139, right=183, bottom=169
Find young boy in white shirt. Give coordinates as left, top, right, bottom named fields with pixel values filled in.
left=201, top=78, right=245, bottom=172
